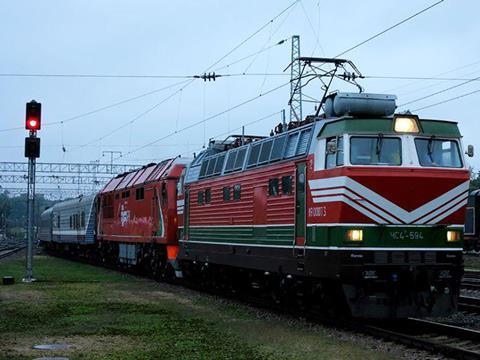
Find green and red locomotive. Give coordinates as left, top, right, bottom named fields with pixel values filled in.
left=177, top=92, right=470, bottom=318
left=40, top=89, right=471, bottom=319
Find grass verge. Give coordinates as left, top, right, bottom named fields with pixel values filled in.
left=0, top=255, right=392, bottom=360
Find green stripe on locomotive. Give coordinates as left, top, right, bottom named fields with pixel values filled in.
left=188, top=224, right=462, bottom=249
left=318, top=118, right=461, bottom=138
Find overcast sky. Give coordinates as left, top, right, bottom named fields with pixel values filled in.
left=1, top=0, right=479, bottom=169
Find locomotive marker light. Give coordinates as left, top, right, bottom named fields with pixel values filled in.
left=23, top=100, right=41, bottom=283
left=447, top=230, right=461, bottom=242
left=347, top=229, right=363, bottom=242
left=393, top=115, right=420, bottom=133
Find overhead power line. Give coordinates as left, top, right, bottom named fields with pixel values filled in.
left=399, top=75, right=480, bottom=107
left=412, top=88, right=480, bottom=111
left=0, top=71, right=288, bottom=80
left=179, top=111, right=282, bottom=157
left=335, top=0, right=445, bottom=58
left=118, top=0, right=447, bottom=160
left=70, top=2, right=299, bottom=155
left=0, top=79, right=191, bottom=133
left=116, top=82, right=290, bottom=160
left=366, top=75, right=480, bottom=82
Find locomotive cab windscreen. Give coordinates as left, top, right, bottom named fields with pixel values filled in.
left=316, top=114, right=466, bottom=171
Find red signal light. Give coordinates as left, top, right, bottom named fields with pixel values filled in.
left=27, top=118, right=39, bottom=130
left=25, top=100, right=41, bottom=131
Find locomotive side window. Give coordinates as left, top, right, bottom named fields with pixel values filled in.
left=223, top=186, right=231, bottom=201
left=233, top=184, right=241, bottom=200
left=234, top=147, right=247, bottom=170
left=325, top=136, right=344, bottom=169
left=206, top=157, right=217, bottom=177
left=259, top=139, right=274, bottom=164
left=205, top=188, right=212, bottom=204
left=350, top=136, right=401, bottom=166
left=284, top=132, right=300, bottom=158
left=214, top=154, right=226, bottom=175
left=197, top=191, right=204, bottom=205
left=247, top=143, right=261, bottom=168
left=199, top=159, right=209, bottom=178
left=270, top=135, right=287, bottom=162
left=282, top=176, right=292, bottom=195
left=296, top=128, right=312, bottom=156
left=268, top=178, right=279, bottom=196
left=161, top=183, right=167, bottom=205
left=224, top=150, right=238, bottom=173
left=415, top=138, right=462, bottom=168
left=136, top=187, right=144, bottom=200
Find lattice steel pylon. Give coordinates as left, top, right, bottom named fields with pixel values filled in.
left=289, top=35, right=302, bottom=122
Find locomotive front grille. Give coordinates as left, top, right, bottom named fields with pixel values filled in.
left=424, top=251, right=436, bottom=264
left=391, top=252, right=405, bottom=264
left=372, top=251, right=433, bottom=265
left=374, top=251, right=388, bottom=264
left=408, top=251, right=422, bottom=264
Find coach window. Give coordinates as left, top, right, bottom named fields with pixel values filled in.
left=223, top=186, right=231, bottom=201
left=325, top=136, right=344, bottom=169
left=125, top=190, right=130, bottom=198
left=197, top=190, right=204, bottom=205
left=268, top=178, right=279, bottom=196
left=282, top=176, right=292, bottom=195
left=69, top=216, right=72, bottom=229
left=205, top=188, right=212, bottom=204
left=233, top=184, right=241, bottom=201
left=81, top=211, right=85, bottom=228
left=115, top=193, right=119, bottom=199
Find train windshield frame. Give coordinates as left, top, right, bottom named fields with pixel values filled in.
left=349, top=136, right=402, bottom=166
left=414, top=138, right=463, bottom=168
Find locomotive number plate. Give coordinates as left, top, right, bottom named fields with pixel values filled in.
left=308, top=206, right=327, bottom=217
left=388, top=231, right=424, bottom=240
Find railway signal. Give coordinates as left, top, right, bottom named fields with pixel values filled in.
left=23, top=100, right=41, bottom=283
left=25, top=100, right=41, bottom=131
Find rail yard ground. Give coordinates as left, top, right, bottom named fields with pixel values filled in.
left=0, top=254, right=435, bottom=360
left=464, top=253, right=480, bottom=270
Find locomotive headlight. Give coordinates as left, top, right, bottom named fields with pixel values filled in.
left=447, top=230, right=461, bottom=242
left=394, top=115, right=419, bottom=133
left=347, top=229, right=363, bottom=242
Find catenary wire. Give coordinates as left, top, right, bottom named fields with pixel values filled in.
left=412, top=88, right=480, bottom=111
left=115, top=82, right=290, bottom=160
left=335, top=0, right=445, bottom=58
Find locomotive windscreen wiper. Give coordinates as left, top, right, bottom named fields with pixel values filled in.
left=375, top=134, right=384, bottom=155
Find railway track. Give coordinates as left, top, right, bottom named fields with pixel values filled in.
left=463, top=270, right=480, bottom=291
left=0, top=247, right=25, bottom=260
left=361, top=318, right=480, bottom=360
left=459, top=295, right=480, bottom=314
